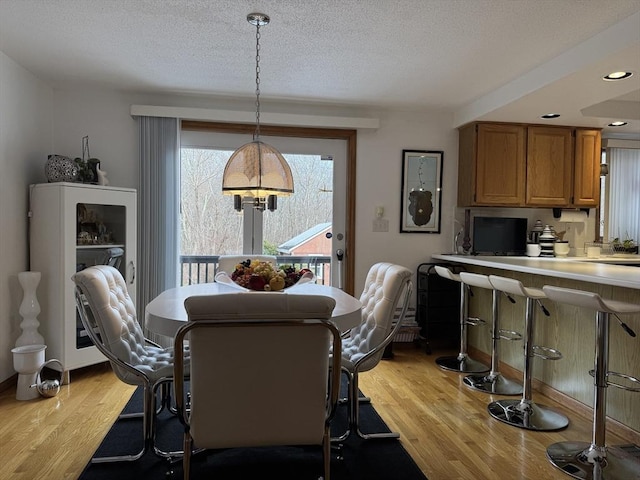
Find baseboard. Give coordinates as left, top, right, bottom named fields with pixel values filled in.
left=0, top=373, right=17, bottom=394
left=468, top=346, right=640, bottom=446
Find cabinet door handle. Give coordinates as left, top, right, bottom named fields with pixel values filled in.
left=128, top=261, right=135, bottom=284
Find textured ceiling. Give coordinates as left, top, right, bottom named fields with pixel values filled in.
left=1, top=0, right=639, bottom=136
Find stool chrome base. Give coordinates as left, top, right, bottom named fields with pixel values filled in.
left=436, top=355, right=490, bottom=373
left=464, top=373, right=522, bottom=395
left=488, top=399, right=569, bottom=431
left=547, top=441, right=640, bottom=480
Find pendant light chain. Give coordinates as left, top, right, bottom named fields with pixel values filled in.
left=222, top=13, right=292, bottom=208
left=254, top=21, right=262, bottom=141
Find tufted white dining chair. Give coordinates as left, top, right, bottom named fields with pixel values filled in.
left=334, top=262, right=413, bottom=441
left=72, top=265, right=189, bottom=463
left=174, top=292, right=342, bottom=480
left=216, top=255, right=277, bottom=275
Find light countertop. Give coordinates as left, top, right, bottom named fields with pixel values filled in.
left=431, top=254, right=640, bottom=290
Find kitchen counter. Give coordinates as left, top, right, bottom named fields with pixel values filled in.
left=431, top=254, right=640, bottom=289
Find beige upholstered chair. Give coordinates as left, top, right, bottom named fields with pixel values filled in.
left=174, top=292, right=341, bottom=480
left=335, top=262, right=413, bottom=441
left=72, top=265, right=189, bottom=463
left=216, top=255, right=277, bottom=275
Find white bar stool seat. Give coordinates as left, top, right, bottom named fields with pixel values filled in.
left=542, top=285, right=640, bottom=480
left=459, top=272, right=522, bottom=395
left=486, top=275, right=569, bottom=431
left=433, top=266, right=489, bottom=373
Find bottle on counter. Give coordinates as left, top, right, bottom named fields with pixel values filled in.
left=539, top=225, right=556, bottom=257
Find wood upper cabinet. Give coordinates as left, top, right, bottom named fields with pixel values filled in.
left=458, top=123, right=526, bottom=206
left=457, top=122, right=601, bottom=208
left=526, top=126, right=573, bottom=206
left=573, top=129, right=602, bottom=206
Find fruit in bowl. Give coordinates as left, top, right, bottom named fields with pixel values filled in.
left=269, top=275, right=285, bottom=291
left=230, top=259, right=313, bottom=291
left=248, top=274, right=267, bottom=291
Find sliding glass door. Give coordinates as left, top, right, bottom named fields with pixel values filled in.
left=180, top=130, right=348, bottom=287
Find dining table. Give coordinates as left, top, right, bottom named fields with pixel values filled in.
left=145, top=281, right=363, bottom=338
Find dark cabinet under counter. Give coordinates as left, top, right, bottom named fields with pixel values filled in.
left=415, top=263, right=463, bottom=354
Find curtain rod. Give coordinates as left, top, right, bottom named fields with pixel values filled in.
left=130, top=105, right=379, bottom=130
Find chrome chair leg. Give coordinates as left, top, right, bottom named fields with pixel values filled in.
left=489, top=296, right=568, bottom=431
left=350, top=370, right=399, bottom=440
left=332, top=370, right=399, bottom=442
left=437, top=283, right=490, bottom=373
left=546, top=311, right=640, bottom=479
left=464, top=289, right=522, bottom=395
left=90, top=383, right=156, bottom=463
left=92, top=379, right=184, bottom=463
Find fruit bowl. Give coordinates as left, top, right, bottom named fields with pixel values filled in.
left=216, top=259, right=315, bottom=292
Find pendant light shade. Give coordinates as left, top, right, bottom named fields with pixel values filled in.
left=222, top=140, right=294, bottom=198
left=222, top=12, right=294, bottom=210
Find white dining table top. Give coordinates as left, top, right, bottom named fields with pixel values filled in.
left=145, top=281, right=363, bottom=337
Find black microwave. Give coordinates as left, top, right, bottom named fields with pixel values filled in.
left=472, top=217, right=527, bottom=256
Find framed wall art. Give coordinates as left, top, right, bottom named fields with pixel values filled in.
left=400, top=150, right=443, bottom=233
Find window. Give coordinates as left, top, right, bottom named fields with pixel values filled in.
left=600, top=145, right=640, bottom=245
left=180, top=148, right=333, bottom=256
left=179, top=124, right=355, bottom=290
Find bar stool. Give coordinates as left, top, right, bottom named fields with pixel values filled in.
left=459, top=272, right=522, bottom=395
left=433, top=266, right=490, bottom=373
left=486, top=275, right=569, bottom=431
left=543, top=285, right=640, bottom=480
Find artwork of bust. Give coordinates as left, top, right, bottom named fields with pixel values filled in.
left=408, top=189, right=433, bottom=226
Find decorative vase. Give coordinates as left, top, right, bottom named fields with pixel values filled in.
left=45, top=154, right=78, bottom=183
left=15, top=271, right=45, bottom=347
left=539, top=225, right=556, bottom=258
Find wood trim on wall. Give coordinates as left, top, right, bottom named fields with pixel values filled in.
left=0, top=373, right=16, bottom=394
left=181, top=120, right=357, bottom=294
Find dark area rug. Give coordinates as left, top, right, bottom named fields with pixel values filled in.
left=79, top=381, right=428, bottom=480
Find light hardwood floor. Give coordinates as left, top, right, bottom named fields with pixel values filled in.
left=0, top=344, right=636, bottom=480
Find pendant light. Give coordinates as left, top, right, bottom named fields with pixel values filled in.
left=222, top=13, right=293, bottom=212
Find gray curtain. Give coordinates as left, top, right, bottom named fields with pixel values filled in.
left=136, top=116, right=180, bottom=339
left=607, top=147, right=640, bottom=244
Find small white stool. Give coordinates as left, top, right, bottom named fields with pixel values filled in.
left=433, top=266, right=489, bottom=373
left=11, top=344, right=46, bottom=400
left=543, top=285, right=640, bottom=480
left=459, top=272, right=522, bottom=395
left=487, top=275, right=568, bottom=431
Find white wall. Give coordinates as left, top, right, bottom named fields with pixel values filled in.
left=0, top=52, right=53, bottom=382
left=52, top=90, right=139, bottom=189
left=50, top=89, right=461, bottom=292
left=354, top=109, right=458, bottom=288
left=1, top=76, right=599, bottom=384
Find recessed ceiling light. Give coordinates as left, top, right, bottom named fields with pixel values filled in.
left=541, top=113, right=560, bottom=119
left=608, top=121, right=628, bottom=127
left=603, top=71, right=633, bottom=81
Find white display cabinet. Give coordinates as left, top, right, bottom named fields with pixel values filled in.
left=29, top=183, right=137, bottom=381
